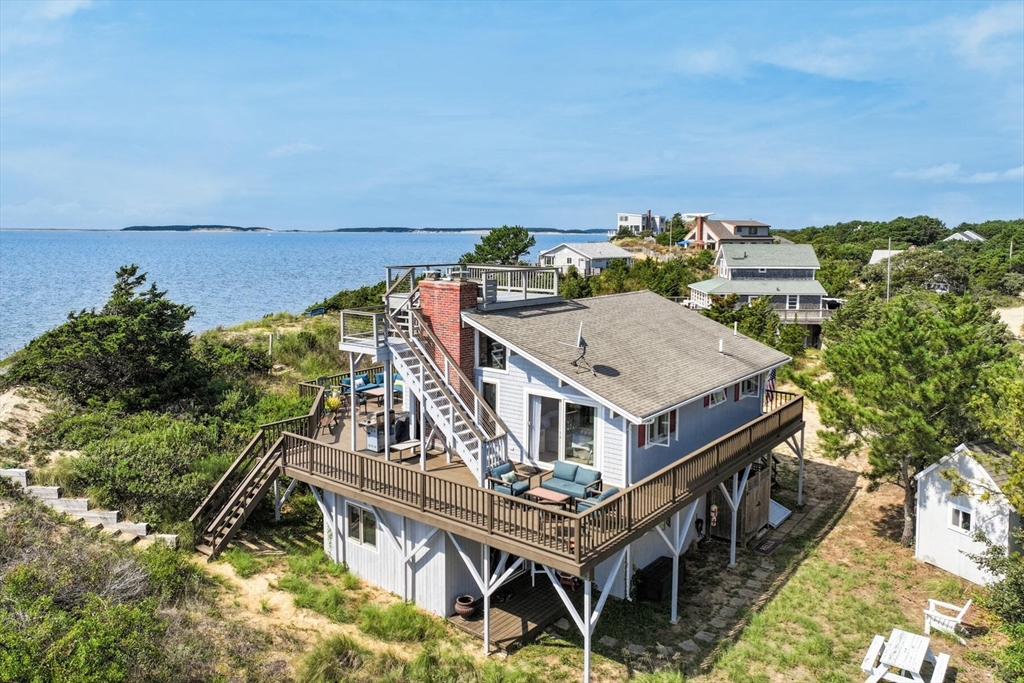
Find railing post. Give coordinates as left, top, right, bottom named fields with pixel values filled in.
left=487, top=494, right=494, bottom=534
left=574, top=517, right=582, bottom=563
left=358, top=457, right=365, bottom=491
left=419, top=473, right=425, bottom=512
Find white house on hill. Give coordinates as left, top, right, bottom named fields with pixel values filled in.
left=537, top=242, right=634, bottom=276
left=915, top=442, right=1021, bottom=585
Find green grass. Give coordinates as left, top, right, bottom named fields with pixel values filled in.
left=276, top=574, right=357, bottom=624
left=357, top=602, right=444, bottom=642
left=296, top=634, right=369, bottom=683
left=219, top=547, right=266, bottom=578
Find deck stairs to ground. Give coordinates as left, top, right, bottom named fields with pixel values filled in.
left=0, top=468, right=177, bottom=549
left=192, top=437, right=286, bottom=558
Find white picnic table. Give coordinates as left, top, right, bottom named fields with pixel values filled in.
left=862, top=628, right=949, bottom=683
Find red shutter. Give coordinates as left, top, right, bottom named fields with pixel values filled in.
left=669, top=410, right=677, bottom=434
left=734, top=384, right=740, bottom=402
left=703, top=395, right=710, bottom=408
left=638, top=424, right=646, bottom=448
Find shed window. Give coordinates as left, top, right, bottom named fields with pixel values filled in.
left=949, top=505, right=972, bottom=533
left=478, top=333, right=507, bottom=370
left=348, top=504, right=377, bottom=547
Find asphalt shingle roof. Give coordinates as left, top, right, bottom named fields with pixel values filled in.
left=538, top=242, right=634, bottom=260
left=720, top=243, right=820, bottom=269
left=688, top=278, right=828, bottom=296
left=463, top=290, right=790, bottom=421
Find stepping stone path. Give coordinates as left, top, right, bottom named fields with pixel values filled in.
left=736, top=588, right=757, bottom=598
left=626, top=644, right=647, bottom=655
left=598, top=636, right=618, bottom=647
left=710, top=617, right=727, bottom=629
left=694, top=631, right=716, bottom=643
left=752, top=569, right=770, bottom=579
left=554, top=618, right=569, bottom=630
left=655, top=644, right=673, bottom=657
left=745, top=579, right=763, bottom=589
left=719, top=606, right=737, bottom=617
left=678, top=640, right=700, bottom=652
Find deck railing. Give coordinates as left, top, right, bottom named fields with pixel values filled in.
left=778, top=309, right=833, bottom=324
left=279, top=391, right=803, bottom=572
left=299, top=366, right=387, bottom=398
left=339, top=308, right=386, bottom=348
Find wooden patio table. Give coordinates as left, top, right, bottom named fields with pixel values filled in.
left=524, top=487, right=571, bottom=509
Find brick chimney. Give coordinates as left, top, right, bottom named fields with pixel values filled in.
left=696, top=215, right=705, bottom=245
left=418, top=277, right=478, bottom=382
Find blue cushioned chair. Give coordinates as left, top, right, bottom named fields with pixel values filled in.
left=576, top=487, right=619, bottom=513
left=487, top=462, right=530, bottom=497
left=540, top=462, right=602, bottom=500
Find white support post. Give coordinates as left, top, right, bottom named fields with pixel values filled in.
left=307, top=485, right=339, bottom=560
left=541, top=549, right=627, bottom=683
left=349, top=351, right=358, bottom=452
left=719, top=465, right=752, bottom=567
left=482, top=545, right=491, bottom=654
left=274, top=478, right=298, bottom=522
left=654, top=502, right=699, bottom=624
left=383, top=357, right=393, bottom=458
left=798, top=427, right=805, bottom=507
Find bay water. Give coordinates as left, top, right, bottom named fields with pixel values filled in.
left=0, top=230, right=576, bottom=359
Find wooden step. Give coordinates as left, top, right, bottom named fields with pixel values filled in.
left=195, top=543, right=215, bottom=556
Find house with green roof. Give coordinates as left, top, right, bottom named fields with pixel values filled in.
left=688, top=244, right=833, bottom=336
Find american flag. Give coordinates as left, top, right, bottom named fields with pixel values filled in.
left=766, top=368, right=776, bottom=401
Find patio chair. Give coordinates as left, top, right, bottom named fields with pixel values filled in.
left=924, top=598, right=971, bottom=644
left=487, top=462, right=530, bottom=497
left=575, top=486, right=619, bottom=513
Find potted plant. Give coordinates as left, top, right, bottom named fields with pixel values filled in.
left=454, top=594, right=479, bottom=618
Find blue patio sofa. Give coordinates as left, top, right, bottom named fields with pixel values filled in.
left=576, top=486, right=619, bottom=513
left=487, top=462, right=530, bottom=497
left=540, top=462, right=602, bottom=500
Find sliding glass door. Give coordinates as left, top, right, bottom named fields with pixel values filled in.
left=528, top=395, right=596, bottom=467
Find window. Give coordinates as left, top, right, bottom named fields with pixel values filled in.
left=949, top=506, right=972, bottom=533
left=529, top=395, right=597, bottom=467
left=542, top=256, right=553, bottom=266
left=482, top=381, right=498, bottom=411
left=348, top=504, right=377, bottom=547
left=707, top=388, right=727, bottom=407
left=478, top=333, right=507, bottom=370
left=741, top=376, right=760, bottom=398
left=758, top=267, right=766, bottom=273
left=648, top=412, right=671, bottom=445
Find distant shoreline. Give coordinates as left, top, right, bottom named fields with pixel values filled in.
left=1, top=226, right=609, bottom=235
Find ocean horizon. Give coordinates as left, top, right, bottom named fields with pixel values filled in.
left=0, top=229, right=581, bottom=359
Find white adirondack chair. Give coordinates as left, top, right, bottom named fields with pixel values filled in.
left=924, top=598, right=971, bottom=644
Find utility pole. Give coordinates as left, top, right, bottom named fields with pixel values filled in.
left=886, top=236, right=892, bottom=302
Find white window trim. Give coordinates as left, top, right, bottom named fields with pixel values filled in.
left=741, top=376, right=760, bottom=399
left=646, top=412, right=672, bottom=448
left=480, top=379, right=499, bottom=413
left=707, top=388, right=728, bottom=408
left=948, top=504, right=973, bottom=535
left=346, top=502, right=378, bottom=549
left=476, top=331, right=510, bottom=374
left=523, top=389, right=602, bottom=471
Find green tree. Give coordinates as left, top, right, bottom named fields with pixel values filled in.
left=559, top=265, right=593, bottom=299
left=459, top=225, right=536, bottom=265
left=5, top=265, right=199, bottom=410
left=969, top=355, right=1024, bottom=513
left=811, top=293, right=1010, bottom=545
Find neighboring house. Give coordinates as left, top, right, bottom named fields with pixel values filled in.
left=617, top=211, right=666, bottom=235
left=915, top=442, right=1021, bottom=585
left=537, top=242, right=634, bottom=276
left=868, top=249, right=904, bottom=265
left=687, top=244, right=832, bottom=336
left=681, top=214, right=773, bottom=250
left=944, top=230, right=986, bottom=243
left=193, top=264, right=807, bottom=683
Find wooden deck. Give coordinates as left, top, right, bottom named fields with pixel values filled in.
left=447, top=573, right=585, bottom=652
left=314, top=396, right=478, bottom=488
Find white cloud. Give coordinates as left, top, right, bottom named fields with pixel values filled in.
left=892, top=163, right=1024, bottom=184
left=33, top=0, right=93, bottom=21
left=267, top=143, right=321, bottom=158
left=0, top=0, right=92, bottom=52
left=948, top=3, right=1024, bottom=71
left=671, top=46, right=743, bottom=78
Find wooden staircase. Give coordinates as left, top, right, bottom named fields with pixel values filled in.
left=194, top=437, right=284, bottom=558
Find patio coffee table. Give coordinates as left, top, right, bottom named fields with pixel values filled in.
left=525, top=487, right=570, bottom=509
left=363, top=387, right=386, bottom=409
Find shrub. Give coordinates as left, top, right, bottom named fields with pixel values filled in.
left=137, top=543, right=209, bottom=604
left=358, top=602, right=443, bottom=642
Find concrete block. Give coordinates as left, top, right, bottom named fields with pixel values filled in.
left=73, top=510, right=120, bottom=525
left=110, top=521, right=149, bottom=536
left=26, top=485, right=60, bottom=500
left=0, top=469, right=29, bottom=488
left=48, top=498, right=90, bottom=512
left=153, top=534, right=178, bottom=549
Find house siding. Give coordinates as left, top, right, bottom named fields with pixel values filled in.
left=631, top=384, right=764, bottom=482
left=729, top=268, right=815, bottom=280
left=477, top=353, right=626, bottom=485
left=915, top=453, right=1013, bottom=585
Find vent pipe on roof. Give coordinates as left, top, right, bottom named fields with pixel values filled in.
left=719, top=339, right=724, bottom=354
left=733, top=322, right=738, bottom=336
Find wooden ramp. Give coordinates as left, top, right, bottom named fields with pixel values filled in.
left=448, top=573, right=585, bottom=652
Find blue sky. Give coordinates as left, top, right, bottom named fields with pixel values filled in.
left=1, top=1, right=1022, bottom=231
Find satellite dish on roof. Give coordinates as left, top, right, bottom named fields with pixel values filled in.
left=558, top=321, right=595, bottom=376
